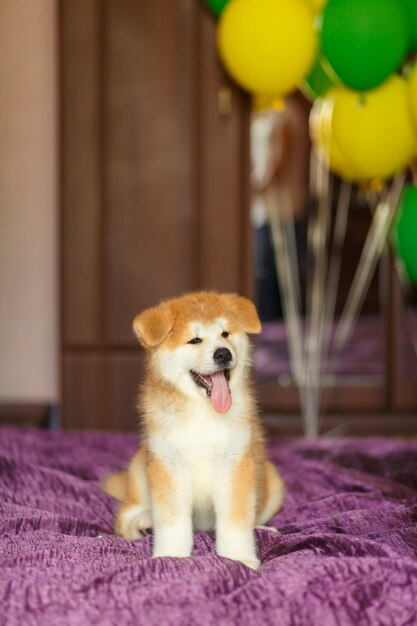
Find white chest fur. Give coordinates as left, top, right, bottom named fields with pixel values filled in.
left=148, top=398, right=250, bottom=529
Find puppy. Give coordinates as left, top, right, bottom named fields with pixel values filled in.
left=103, top=291, right=284, bottom=569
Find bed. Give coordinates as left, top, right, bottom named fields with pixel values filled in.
left=1, top=426, right=416, bottom=625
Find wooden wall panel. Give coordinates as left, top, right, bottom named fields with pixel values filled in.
left=105, top=353, right=145, bottom=432
left=386, top=259, right=417, bottom=412
left=63, top=354, right=105, bottom=429
left=61, top=0, right=252, bottom=430
left=61, top=0, right=103, bottom=346
left=196, top=9, right=251, bottom=294
left=104, top=0, right=198, bottom=345
left=63, top=351, right=145, bottom=432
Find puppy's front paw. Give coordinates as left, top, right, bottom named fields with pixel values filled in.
left=218, top=550, right=261, bottom=570
left=216, top=529, right=260, bottom=570
left=241, top=556, right=261, bottom=570
left=216, top=536, right=261, bottom=569
left=152, top=547, right=191, bottom=559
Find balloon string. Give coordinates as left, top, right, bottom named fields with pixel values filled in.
left=332, top=173, right=405, bottom=357
left=304, top=160, right=317, bottom=356
left=321, top=180, right=352, bottom=378
left=285, top=208, right=302, bottom=315
left=303, top=152, right=333, bottom=437
left=264, top=184, right=308, bottom=420
left=305, top=149, right=329, bottom=335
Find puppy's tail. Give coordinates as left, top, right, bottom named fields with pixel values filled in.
left=101, top=471, right=128, bottom=501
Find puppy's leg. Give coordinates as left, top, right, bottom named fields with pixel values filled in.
left=114, top=447, right=152, bottom=540
left=256, top=461, right=284, bottom=526
left=214, top=449, right=260, bottom=570
left=147, top=452, right=193, bottom=559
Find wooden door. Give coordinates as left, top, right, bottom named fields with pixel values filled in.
left=60, top=0, right=251, bottom=430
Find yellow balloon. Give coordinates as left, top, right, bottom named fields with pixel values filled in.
left=217, top=0, right=317, bottom=96
left=331, top=76, right=416, bottom=180
left=252, top=94, right=285, bottom=112
left=309, top=92, right=360, bottom=180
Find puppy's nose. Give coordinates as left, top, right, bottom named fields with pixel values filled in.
left=214, top=348, right=232, bottom=366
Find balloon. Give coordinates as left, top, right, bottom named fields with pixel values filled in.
left=309, top=93, right=360, bottom=181
left=394, top=185, right=417, bottom=283
left=252, top=94, right=285, bottom=112
left=403, top=0, right=417, bottom=50
left=320, top=0, right=410, bottom=91
left=217, top=0, right=317, bottom=96
left=331, top=76, right=416, bottom=180
left=302, top=54, right=335, bottom=100
left=204, top=0, right=229, bottom=17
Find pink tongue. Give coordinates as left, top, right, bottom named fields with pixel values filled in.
left=210, top=372, right=232, bottom=413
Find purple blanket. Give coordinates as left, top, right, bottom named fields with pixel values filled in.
left=1, top=427, right=417, bottom=625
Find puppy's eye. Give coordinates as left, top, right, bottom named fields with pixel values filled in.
left=221, top=331, right=230, bottom=338
left=188, top=337, right=202, bottom=345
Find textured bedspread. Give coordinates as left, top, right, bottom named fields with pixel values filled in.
left=1, top=427, right=416, bottom=625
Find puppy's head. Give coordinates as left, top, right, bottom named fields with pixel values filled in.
left=133, top=292, right=261, bottom=414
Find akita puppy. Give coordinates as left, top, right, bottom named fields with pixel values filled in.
left=103, top=291, right=284, bottom=569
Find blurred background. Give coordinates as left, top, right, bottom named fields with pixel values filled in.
left=1, top=0, right=417, bottom=436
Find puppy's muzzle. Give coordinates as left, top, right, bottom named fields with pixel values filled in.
left=213, top=348, right=233, bottom=366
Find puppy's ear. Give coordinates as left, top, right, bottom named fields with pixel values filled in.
left=223, top=294, right=262, bottom=334
left=133, top=303, right=174, bottom=348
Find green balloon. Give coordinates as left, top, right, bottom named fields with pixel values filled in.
left=403, top=0, right=417, bottom=50
left=303, top=55, right=335, bottom=100
left=321, top=0, right=410, bottom=91
left=204, top=0, right=229, bottom=17
left=394, top=185, right=417, bottom=284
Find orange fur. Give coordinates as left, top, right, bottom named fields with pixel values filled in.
left=147, top=450, right=177, bottom=524
left=230, top=448, right=256, bottom=527
left=133, top=304, right=173, bottom=348
left=133, top=291, right=261, bottom=352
